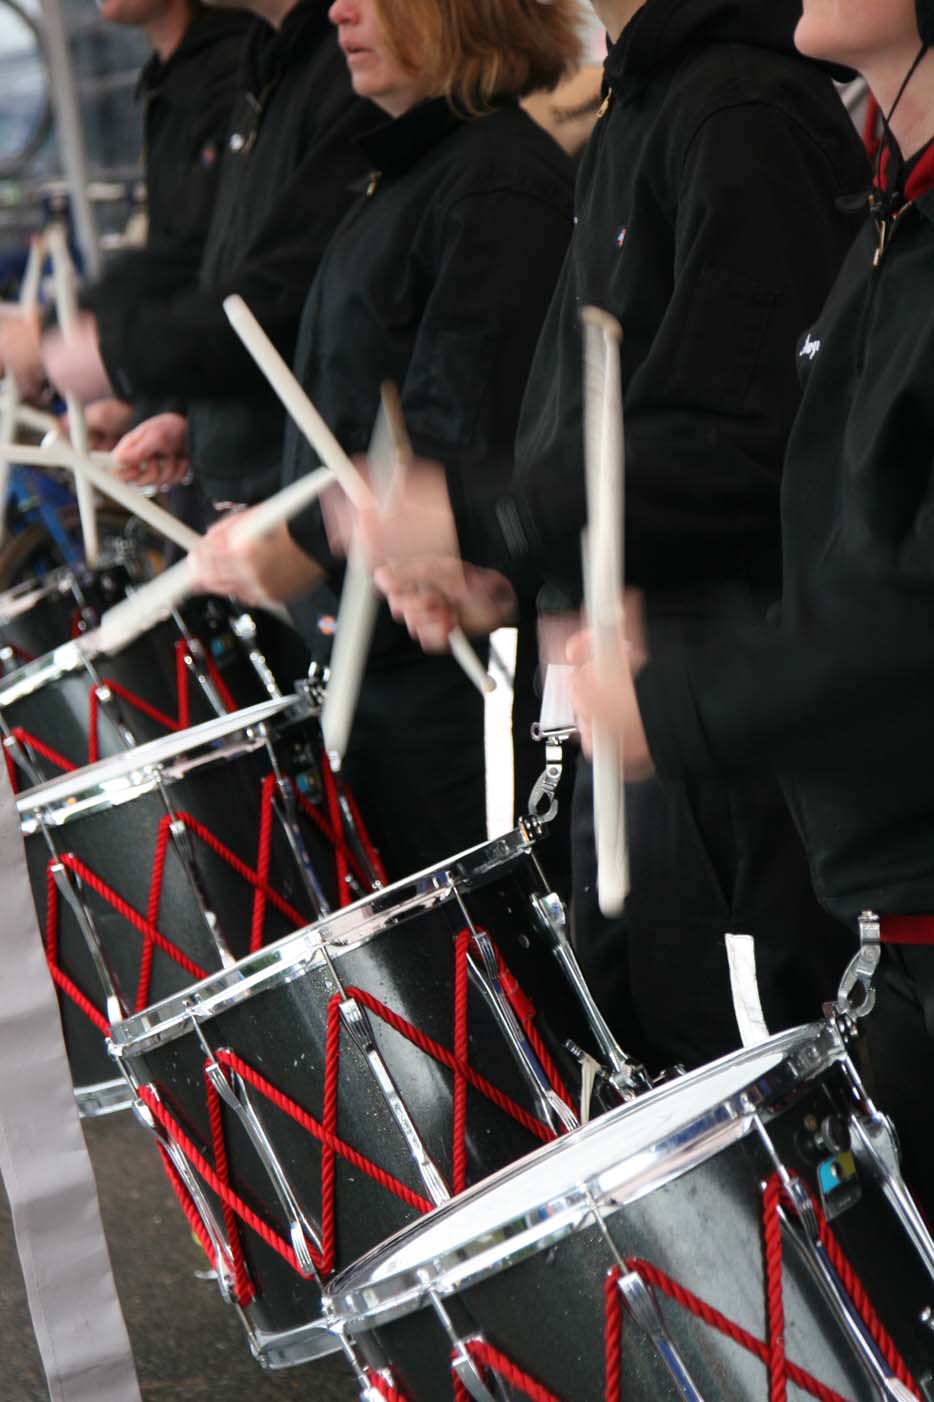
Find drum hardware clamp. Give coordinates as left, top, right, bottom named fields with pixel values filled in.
left=527, top=730, right=575, bottom=825
left=166, top=816, right=239, bottom=970
left=268, top=763, right=332, bottom=919
left=529, top=889, right=651, bottom=1099
left=466, top=924, right=578, bottom=1135
left=130, top=1085, right=244, bottom=1310
left=337, top=994, right=451, bottom=1207
left=753, top=1114, right=919, bottom=1400
left=190, top=1020, right=324, bottom=1282
left=831, top=911, right=882, bottom=1025
left=230, top=610, right=283, bottom=701
left=583, top=1185, right=706, bottom=1402
left=414, top=1274, right=501, bottom=1402
left=50, top=860, right=128, bottom=1028
left=327, top=1324, right=401, bottom=1402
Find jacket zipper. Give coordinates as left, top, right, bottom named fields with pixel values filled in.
left=856, top=198, right=913, bottom=373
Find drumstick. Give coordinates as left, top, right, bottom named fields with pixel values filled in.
left=319, top=398, right=392, bottom=766
left=3, top=437, right=202, bottom=552
left=381, top=383, right=495, bottom=697
left=47, top=223, right=99, bottom=566
left=0, top=236, right=46, bottom=545
left=95, top=466, right=332, bottom=655
left=581, top=306, right=628, bottom=917
left=223, top=294, right=494, bottom=697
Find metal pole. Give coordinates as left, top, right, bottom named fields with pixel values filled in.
left=36, top=0, right=101, bottom=276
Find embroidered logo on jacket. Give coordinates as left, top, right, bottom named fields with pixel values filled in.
left=616, top=225, right=628, bottom=249
left=799, top=332, right=822, bottom=361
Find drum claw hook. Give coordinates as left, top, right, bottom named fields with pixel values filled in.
left=832, top=911, right=881, bottom=1023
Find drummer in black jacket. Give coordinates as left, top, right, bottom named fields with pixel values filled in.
left=43, top=0, right=376, bottom=507
left=0, top=0, right=249, bottom=445
left=188, top=0, right=579, bottom=879
left=572, top=0, right=934, bottom=1211
left=358, top=0, right=870, bottom=1066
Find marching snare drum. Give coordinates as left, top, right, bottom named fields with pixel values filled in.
left=325, top=1022, right=934, bottom=1401
left=0, top=597, right=310, bottom=787
left=19, top=695, right=383, bottom=1115
left=108, top=828, right=642, bottom=1368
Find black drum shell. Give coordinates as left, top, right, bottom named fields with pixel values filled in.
left=26, top=713, right=354, bottom=1094
left=0, top=562, right=133, bottom=667
left=118, top=846, right=614, bottom=1348
left=346, top=1061, right=934, bottom=1399
left=2, top=597, right=310, bottom=784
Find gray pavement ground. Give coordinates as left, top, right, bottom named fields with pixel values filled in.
left=0, top=1111, right=360, bottom=1402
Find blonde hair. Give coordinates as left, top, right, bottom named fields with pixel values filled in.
left=373, top=0, right=584, bottom=113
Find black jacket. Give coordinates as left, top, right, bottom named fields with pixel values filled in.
left=639, top=140, right=934, bottom=926
left=97, top=0, right=376, bottom=503
left=139, top=7, right=250, bottom=263
left=285, top=98, right=574, bottom=663
left=453, top=0, right=868, bottom=609
left=80, top=7, right=248, bottom=416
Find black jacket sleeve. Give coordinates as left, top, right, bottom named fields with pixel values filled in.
left=95, top=99, right=369, bottom=403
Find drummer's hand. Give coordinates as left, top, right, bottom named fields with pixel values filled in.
left=325, top=461, right=459, bottom=570
left=567, top=620, right=654, bottom=779
left=112, top=412, right=190, bottom=488
left=61, top=397, right=134, bottom=452
left=375, top=557, right=518, bottom=652
left=0, top=310, right=44, bottom=400
left=189, top=515, right=324, bottom=606
left=42, top=312, right=113, bottom=403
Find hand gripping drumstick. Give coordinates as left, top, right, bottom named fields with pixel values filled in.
left=582, top=306, right=629, bottom=917
left=0, top=234, right=45, bottom=545
left=0, top=436, right=203, bottom=552
left=222, top=294, right=494, bottom=698
left=46, top=223, right=99, bottom=567
left=380, top=386, right=495, bottom=697
left=93, top=467, right=332, bottom=654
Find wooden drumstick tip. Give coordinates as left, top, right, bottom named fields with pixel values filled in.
left=581, top=305, right=623, bottom=343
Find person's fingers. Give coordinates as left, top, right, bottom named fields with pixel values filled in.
left=565, top=629, right=593, bottom=667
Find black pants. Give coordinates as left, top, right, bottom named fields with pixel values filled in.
left=341, top=650, right=487, bottom=883
left=571, top=756, right=854, bottom=1073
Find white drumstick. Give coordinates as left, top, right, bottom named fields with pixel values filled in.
left=582, top=306, right=629, bottom=917
left=2, top=438, right=201, bottom=551
left=223, top=294, right=494, bottom=697
left=319, top=396, right=394, bottom=767
left=47, top=223, right=99, bottom=566
left=95, top=466, right=333, bottom=656
left=0, top=237, right=46, bottom=546
left=224, top=295, right=369, bottom=510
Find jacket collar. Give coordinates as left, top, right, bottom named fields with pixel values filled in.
left=875, top=133, right=934, bottom=221
left=242, top=0, right=331, bottom=96
left=136, top=8, right=249, bottom=102
left=604, top=0, right=848, bottom=101
left=356, top=97, right=467, bottom=176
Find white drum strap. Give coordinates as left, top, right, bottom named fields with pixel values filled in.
left=0, top=775, right=141, bottom=1402
left=725, top=932, right=771, bottom=1048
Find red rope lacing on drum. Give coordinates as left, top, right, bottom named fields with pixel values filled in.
left=595, top=1174, right=921, bottom=1402
left=41, top=787, right=312, bottom=1028
left=364, top=1373, right=409, bottom=1402
left=138, top=929, right=571, bottom=1305
left=446, top=1172, right=920, bottom=1402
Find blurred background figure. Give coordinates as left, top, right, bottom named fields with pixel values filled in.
left=0, top=0, right=250, bottom=449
